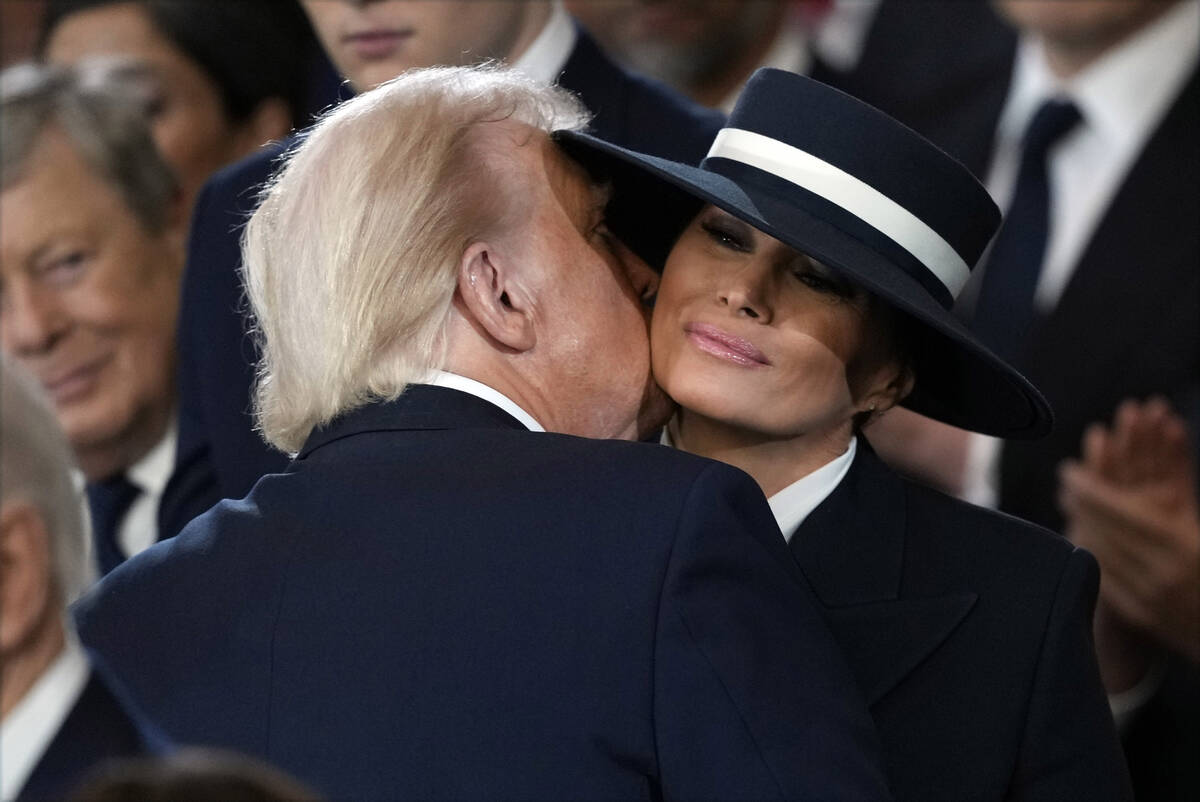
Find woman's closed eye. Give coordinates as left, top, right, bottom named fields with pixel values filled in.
left=791, top=260, right=856, bottom=300
left=701, top=220, right=751, bottom=253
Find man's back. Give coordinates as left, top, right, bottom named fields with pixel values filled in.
left=78, top=387, right=887, bottom=800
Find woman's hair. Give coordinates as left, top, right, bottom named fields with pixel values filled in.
left=242, top=65, right=590, bottom=454
left=0, top=357, right=91, bottom=606
left=0, top=60, right=178, bottom=233
left=38, top=0, right=325, bottom=128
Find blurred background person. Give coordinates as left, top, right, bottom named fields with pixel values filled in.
left=172, top=0, right=723, bottom=527
left=38, top=0, right=335, bottom=220
left=0, top=357, right=165, bottom=802
left=567, top=0, right=1018, bottom=176
left=1, top=0, right=46, bottom=67
left=566, top=0, right=805, bottom=110
left=0, top=61, right=216, bottom=576
left=864, top=1, right=1199, bottom=798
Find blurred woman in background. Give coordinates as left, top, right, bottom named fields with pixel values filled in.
left=39, top=0, right=332, bottom=216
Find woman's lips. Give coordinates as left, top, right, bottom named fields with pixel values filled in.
left=684, top=322, right=770, bottom=367
left=344, top=29, right=412, bottom=60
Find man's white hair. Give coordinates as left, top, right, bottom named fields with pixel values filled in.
left=243, top=65, right=590, bottom=453
left=0, top=356, right=90, bottom=606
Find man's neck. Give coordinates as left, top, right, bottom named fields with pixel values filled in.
left=76, top=402, right=172, bottom=482
left=690, top=6, right=788, bottom=108
left=504, top=2, right=555, bottom=67
left=1040, top=1, right=1178, bottom=80
left=669, top=410, right=853, bottom=498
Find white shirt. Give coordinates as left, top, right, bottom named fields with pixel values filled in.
left=769, top=437, right=857, bottom=543
left=659, top=429, right=856, bottom=543
left=511, top=0, right=576, bottom=85
left=963, top=0, right=1200, bottom=507
left=0, top=633, right=90, bottom=802
left=810, top=0, right=883, bottom=74
left=118, top=420, right=177, bottom=561
left=424, top=370, right=544, bottom=432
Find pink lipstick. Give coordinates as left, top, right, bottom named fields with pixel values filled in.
left=685, top=322, right=770, bottom=367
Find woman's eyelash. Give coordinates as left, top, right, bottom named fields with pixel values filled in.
left=794, top=268, right=853, bottom=298
left=701, top=221, right=749, bottom=251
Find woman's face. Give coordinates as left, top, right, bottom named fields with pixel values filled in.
left=44, top=2, right=247, bottom=214
left=651, top=205, right=907, bottom=442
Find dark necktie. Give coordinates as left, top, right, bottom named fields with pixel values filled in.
left=86, top=474, right=141, bottom=577
left=972, top=98, right=1082, bottom=362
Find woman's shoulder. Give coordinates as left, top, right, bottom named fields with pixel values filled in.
left=895, top=471, right=1089, bottom=589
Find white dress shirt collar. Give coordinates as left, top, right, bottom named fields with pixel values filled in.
left=511, top=1, right=577, bottom=86
left=1, top=632, right=90, bottom=801
left=424, top=370, right=545, bottom=432
left=118, top=418, right=177, bottom=561
left=659, top=428, right=856, bottom=543
left=769, top=437, right=857, bottom=543
left=997, top=0, right=1198, bottom=165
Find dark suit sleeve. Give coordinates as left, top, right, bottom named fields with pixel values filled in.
left=654, top=462, right=891, bottom=800
left=1009, top=547, right=1133, bottom=801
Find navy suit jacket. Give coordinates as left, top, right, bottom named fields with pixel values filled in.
left=791, top=444, right=1131, bottom=800
left=78, top=386, right=889, bottom=800
left=168, top=24, right=724, bottom=531
left=17, top=664, right=165, bottom=801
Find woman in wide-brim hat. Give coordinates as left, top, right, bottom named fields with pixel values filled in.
left=557, top=68, right=1130, bottom=800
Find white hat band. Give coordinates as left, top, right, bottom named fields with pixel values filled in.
left=706, top=128, right=971, bottom=298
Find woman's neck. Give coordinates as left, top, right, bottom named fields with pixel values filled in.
left=670, top=411, right=854, bottom=497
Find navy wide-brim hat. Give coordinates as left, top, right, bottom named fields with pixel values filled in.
left=555, top=68, right=1051, bottom=439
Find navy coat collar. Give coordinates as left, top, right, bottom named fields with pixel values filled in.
left=791, top=444, right=977, bottom=705
left=298, top=385, right=528, bottom=460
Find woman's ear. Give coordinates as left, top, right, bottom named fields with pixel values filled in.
left=859, top=363, right=915, bottom=421
left=455, top=242, right=536, bottom=353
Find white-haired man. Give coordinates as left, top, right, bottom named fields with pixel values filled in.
left=0, top=358, right=165, bottom=801
left=173, top=0, right=725, bottom=522
left=76, top=67, right=889, bottom=800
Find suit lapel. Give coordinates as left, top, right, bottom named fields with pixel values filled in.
left=791, top=446, right=976, bottom=705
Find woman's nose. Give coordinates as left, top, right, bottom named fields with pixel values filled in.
left=718, top=265, right=772, bottom=322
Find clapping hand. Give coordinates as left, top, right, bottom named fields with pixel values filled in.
left=1059, top=398, right=1200, bottom=670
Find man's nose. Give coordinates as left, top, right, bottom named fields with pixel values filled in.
left=611, top=237, right=660, bottom=303
left=2, top=284, right=70, bottom=355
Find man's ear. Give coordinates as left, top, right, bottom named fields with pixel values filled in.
left=455, top=242, right=536, bottom=352
left=0, top=501, right=54, bottom=655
